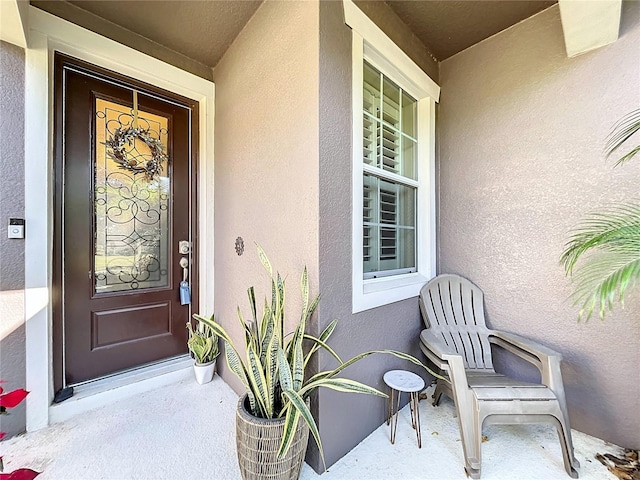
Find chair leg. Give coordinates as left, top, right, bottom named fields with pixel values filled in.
left=455, top=400, right=483, bottom=479
left=542, top=355, right=580, bottom=475
left=432, top=381, right=444, bottom=406
left=554, top=417, right=580, bottom=478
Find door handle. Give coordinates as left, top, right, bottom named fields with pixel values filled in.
left=178, top=257, right=191, bottom=305
left=179, top=257, right=189, bottom=282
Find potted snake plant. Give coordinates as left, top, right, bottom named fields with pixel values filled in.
left=186, top=316, right=219, bottom=385
left=194, top=245, right=430, bottom=480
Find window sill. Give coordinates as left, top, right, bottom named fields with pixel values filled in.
left=353, top=272, right=430, bottom=313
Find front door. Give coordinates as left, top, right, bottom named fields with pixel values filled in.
left=53, top=54, right=199, bottom=390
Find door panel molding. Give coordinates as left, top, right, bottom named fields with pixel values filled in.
left=91, top=302, right=172, bottom=350
left=24, top=6, right=214, bottom=431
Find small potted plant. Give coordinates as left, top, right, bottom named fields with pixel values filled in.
left=186, top=316, right=219, bottom=385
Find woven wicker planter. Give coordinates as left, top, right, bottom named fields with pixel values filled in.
left=236, top=394, right=310, bottom=480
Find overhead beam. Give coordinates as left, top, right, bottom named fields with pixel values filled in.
left=558, top=0, right=622, bottom=57
left=0, top=0, right=29, bottom=48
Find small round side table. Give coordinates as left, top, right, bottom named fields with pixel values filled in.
left=383, top=370, right=425, bottom=448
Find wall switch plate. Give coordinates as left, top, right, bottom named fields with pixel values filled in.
left=8, top=218, right=25, bottom=239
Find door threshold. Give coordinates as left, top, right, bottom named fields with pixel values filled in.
left=49, top=356, right=193, bottom=425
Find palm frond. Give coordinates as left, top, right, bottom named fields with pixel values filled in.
left=605, top=108, right=640, bottom=166
left=561, top=204, right=640, bottom=320
left=613, top=145, right=640, bottom=167
left=570, top=252, right=640, bottom=320
left=561, top=204, right=640, bottom=274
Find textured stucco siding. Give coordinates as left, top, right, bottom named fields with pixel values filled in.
left=312, top=2, right=439, bottom=472
left=212, top=0, right=320, bottom=395
left=438, top=3, right=640, bottom=449
left=0, top=40, right=26, bottom=438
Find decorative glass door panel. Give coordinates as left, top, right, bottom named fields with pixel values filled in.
left=94, top=98, right=170, bottom=294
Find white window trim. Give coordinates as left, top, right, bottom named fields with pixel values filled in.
left=24, top=6, right=215, bottom=431
left=344, top=0, right=439, bottom=313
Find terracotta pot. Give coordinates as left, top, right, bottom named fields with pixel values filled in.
left=193, top=359, right=216, bottom=385
left=235, top=394, right=310, bottom=480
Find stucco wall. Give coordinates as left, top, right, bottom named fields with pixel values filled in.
left=438, top=3, right=640, bottom=449
left=212, top=0, right=320, bottom=394
left=311, top=2, right=439, bottom=472
left=0, top=40, right=26, bottom=438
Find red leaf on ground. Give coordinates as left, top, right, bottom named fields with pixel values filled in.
left=0, top=432, right=6, bottom=440
left=0, top=469, right=41, bottom=480
left=0, top=390, right=29, bottom=409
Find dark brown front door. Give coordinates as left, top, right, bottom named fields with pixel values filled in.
left=53, top=54, right=198, bottom=389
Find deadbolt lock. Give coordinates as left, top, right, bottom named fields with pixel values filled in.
left=179, top=240, right=191, bottom=255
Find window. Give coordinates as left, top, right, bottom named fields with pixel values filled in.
left=344, top=0, right=440, bottom=312
left=362, top=61, right=417, bottom=279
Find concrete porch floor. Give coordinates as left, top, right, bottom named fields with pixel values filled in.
left=0, top=375, right=622, bottom=480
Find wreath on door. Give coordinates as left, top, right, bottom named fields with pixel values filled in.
left=104, top=126, right=168, bottom=181
left=103, top=90, right=169, bottom=181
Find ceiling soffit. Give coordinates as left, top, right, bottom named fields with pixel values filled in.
left=32, top=0, right=262, bottom=69
left=385, top=1, right=557, bottom=60
left=29, top=1, right=561, bottom=71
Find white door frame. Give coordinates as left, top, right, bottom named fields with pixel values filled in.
left=24, top=6, right=215, bottom=431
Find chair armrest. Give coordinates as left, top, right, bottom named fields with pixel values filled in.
left=489, top=330, right=565, bottom=393
left=419, top=330, right=474, bottom=405
left=419, top=330, right=469, bottom=381
left=420, top=329, right=458, bottom=360
left=490, top=330, right=561, bottom=363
